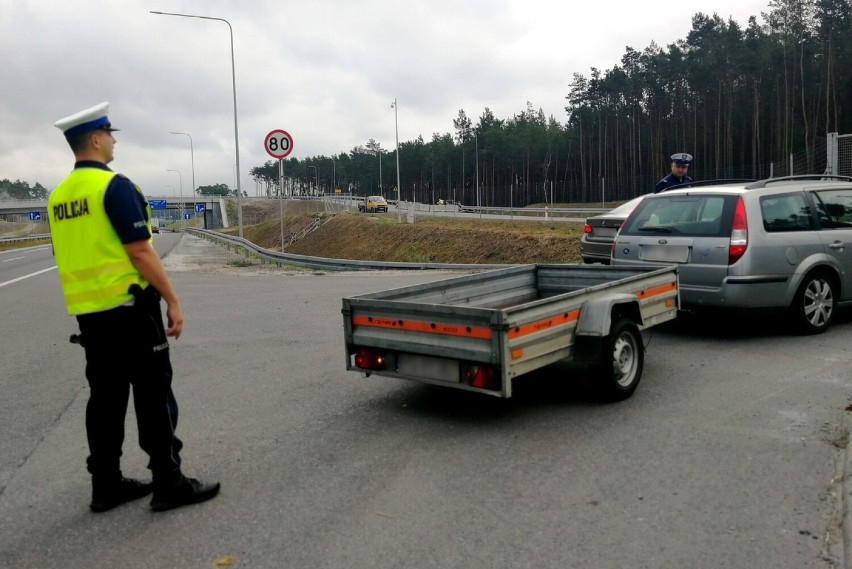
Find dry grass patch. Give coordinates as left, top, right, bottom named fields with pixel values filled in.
left=227, top=205, right=583, bottom=265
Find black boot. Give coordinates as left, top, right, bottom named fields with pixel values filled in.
left=90, top=477, right=153, bottom=513
left=150, top=475, right=220, bottom=512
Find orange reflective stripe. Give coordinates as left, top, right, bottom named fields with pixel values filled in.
left=508, top=310, right=580, bottom=340
left=635, top=282, right=678, bottom=299
left=351, top=315, right=492, bottom=340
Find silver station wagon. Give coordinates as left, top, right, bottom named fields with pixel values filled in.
left=611, top=175, right=852, bottom=333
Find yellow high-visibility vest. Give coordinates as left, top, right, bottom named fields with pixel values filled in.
left=49, top=167, right=150, bottom=315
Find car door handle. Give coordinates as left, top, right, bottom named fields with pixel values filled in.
left=829, top=241, right=845, bottom=250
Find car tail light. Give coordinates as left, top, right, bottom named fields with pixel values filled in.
left=729, top=196, right=748, bottom=265
left=583, top=224, right=592, bottom=234
left=465, top=364, right=499, bottom=390
left=354, top=348, right=385, bottom=371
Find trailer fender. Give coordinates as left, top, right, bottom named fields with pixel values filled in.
left=572, top=294, right=643, bottom=365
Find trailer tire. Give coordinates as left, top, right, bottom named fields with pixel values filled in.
left=593, top=318, right=643, bottom=401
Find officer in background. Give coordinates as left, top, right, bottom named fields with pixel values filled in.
left=49, top=102, right=220, bottom=513
left=654, top=153, right=693, bottom=193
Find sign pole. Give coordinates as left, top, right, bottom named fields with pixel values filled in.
left=279, top=158, right=284, bottom=251
left=264, top=129, right=294, bottom=251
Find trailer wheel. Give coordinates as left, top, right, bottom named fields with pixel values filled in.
left=594, top=318, right=643, bottom=401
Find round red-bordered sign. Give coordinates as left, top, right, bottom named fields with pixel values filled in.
left=265, top=129, right=294, bottom=159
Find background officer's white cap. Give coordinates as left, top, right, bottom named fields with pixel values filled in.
left=670, top=153, right=693, bottom=165
left=54, top=102, right=120, bottom=138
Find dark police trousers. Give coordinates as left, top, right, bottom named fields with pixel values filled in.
left=76, top=286, right=183, bottom=485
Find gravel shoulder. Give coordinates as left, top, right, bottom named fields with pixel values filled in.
left=160, top=233, right=298, bottom=275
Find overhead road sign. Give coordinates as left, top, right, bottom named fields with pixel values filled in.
left=149, top=200, right=167, bottom=209
left=195, top=203, right=205, bottom=212
left=29, top=212, right=41, bottom=221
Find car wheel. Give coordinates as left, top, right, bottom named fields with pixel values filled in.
left=593, top=318, right=644, bottom=401
left=790, top=271, right=837, bottom=334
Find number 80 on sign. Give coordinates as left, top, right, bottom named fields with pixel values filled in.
left=264, top=129, right=294, bottom=159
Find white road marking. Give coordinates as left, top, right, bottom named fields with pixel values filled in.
left=0, top=265, right=57, bottom=288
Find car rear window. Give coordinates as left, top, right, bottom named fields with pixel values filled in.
left=620, top=195, right=734, bottom=237
left=607, top=195, right=648, bottom=217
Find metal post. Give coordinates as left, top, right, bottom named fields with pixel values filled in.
left=169, top=131, right=194, bottom=225
left=475, top=132, right=480, bottom=219
left=150, top=11, right=243, bottom=238
left=166, top=169, right=183, bottom=229
left=826, top=132, right=838, bottom=175
left=392, top=98, right=402, bottom=223
left=279, top=159, right=284, bottom=250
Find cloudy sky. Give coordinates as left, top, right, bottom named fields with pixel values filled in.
left=2, top=0, right=771, bottom=197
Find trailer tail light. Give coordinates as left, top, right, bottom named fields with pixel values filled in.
left=729, top=196, right=748, bottom=265
left=354, top=348, right=385, bottom=371
left=465, top=364, right=498, bottom=390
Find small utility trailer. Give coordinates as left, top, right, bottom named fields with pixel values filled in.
left=342, top=264, right=678, bottom=400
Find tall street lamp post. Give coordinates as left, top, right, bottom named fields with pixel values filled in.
left=169, top=131, right=195, bottom=197
left=166, top=169, right=183, bottom=229
left=391, top=98, right=402, bottom=222
left=474, top=131, right=481, bottom=219
left=462, top=127, right=480, bottom=216
left=151, top=11, right=243, bottom=238
left=330, top=156, right=337, bottom=211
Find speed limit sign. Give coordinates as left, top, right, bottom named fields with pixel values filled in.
left=264, top=129, right=294, bottom=159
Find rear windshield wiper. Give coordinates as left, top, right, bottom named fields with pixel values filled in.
left=638, top=226, right=673, bottom=233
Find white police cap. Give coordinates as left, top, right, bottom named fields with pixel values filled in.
left=54, top=102, right=120, bottom=138
left=670, top=152, right=693, bottom=165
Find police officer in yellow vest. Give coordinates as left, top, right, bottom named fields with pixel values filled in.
left=50, top=102, right=219, bottom=513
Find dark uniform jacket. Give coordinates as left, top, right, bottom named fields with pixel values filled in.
left=654, top=173, right=693, bottom=193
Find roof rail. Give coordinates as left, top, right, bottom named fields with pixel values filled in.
left=657, top=179, right=757, bottom=193
left=745, top=174, right=852, bottom=189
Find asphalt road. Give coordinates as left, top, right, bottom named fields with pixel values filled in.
left=0, top=235, right=849, bottom=568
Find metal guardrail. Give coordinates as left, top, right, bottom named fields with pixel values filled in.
left=451, top=205, right=607, bottom=216
left=0, top=233, right=51, bottom=245
left=189, top=228, right=510, bottom=272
